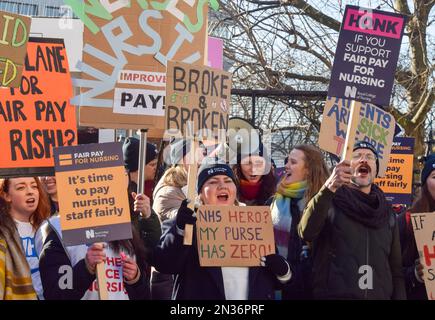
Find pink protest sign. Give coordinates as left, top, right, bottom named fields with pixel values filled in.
left=207, top=36, right=223, bottom=70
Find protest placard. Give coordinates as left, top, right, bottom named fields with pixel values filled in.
left=0, top=38, right=77, bottom=178
left=375, top=137, right=414, bottom=205
left=165, top=61, right=231, bottom=137
left=208, top=37, right=223, bottom=69
left=196, top=206, right=275, bottom=267
left=328, top=5, right=406, bottom=106
left=54, top=142, right=131, bottom=246
left=410, top=213, right=435, bottom=300
left=0, top=10, right=31, bottom=88
left=318, top=96, right=395, bottom=176
left=66, top=1, right=209, bottom=137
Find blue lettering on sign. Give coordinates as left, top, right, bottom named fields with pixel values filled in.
left=326, top=97, right=351, bottom=138
left=21, top=237, right=37, bottom=258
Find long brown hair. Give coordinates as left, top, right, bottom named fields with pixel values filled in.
left=410, top=184, right=435, bottom=213
left=0, top=177, right=50, bottom=230
left=293, top=144, right=330, bottom=203
left=0, top=196, right=15, bottom=239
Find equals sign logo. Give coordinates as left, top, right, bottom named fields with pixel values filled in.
left=59, top=154, right=73, bottom=166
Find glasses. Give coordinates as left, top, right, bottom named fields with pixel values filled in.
left=352, top=153, right=376, bottom=161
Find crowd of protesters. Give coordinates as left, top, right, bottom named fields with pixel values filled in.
left=0, top=135, right=434, bottom=300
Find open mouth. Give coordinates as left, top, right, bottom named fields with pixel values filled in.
left=26, top=198, right=36, bottom=205
left=357, top=165, right=370, bottom=176
left=217, top=192, right=229, bottom=202
left=248, top=174, right=260, bottom=181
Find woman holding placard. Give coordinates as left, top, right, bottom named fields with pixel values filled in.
left=153, top=158, right=292, bottom=300
left=400, top=153, right=435, bottom=300
left=0, top=177, right=50, bottom=299
left=270, top=145, right=329, bottom=300
left=150, top=138, right=206, bottom=299
left=37, top=205, right=151, bottom=300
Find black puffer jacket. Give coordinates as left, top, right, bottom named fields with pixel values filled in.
left=298, top=186, right=406, bottom=300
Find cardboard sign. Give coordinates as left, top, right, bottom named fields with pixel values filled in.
left=68, top=1, right=208, bottom=136
left=375, top=137, right=414, bottom=205
left=0, top=38, right=77, bottom=178
left=196, top=206, right=275, bottom=267
left=165, top=61, right=231, bottom=137
left=328, top=5, right=406, bottom=106
left=318, top=96, right=395, bottom=176
left=0, top=11, right=31, bottom=88
left=410, top=213, right=435, bottom=300
left=54, top=142, right=132, bottom=246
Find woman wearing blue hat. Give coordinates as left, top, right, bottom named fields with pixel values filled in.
left=153, top=158, right=292, bottom=300
left=400, top=153, right=435, bottom=300
left=150, top=138, right=206, bottom=299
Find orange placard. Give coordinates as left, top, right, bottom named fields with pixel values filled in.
left=54, top=142, right=131, bottom=246
left=374, top=137, right=414, bottom=205
left=196, top=206, right=275, bottom=267
left=410, top=213, right=435, bottom=300
left=0, top=38, right=77, bottom=177
left=0, top=10, right=31, bottom=88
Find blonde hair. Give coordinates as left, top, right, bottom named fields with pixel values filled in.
left=162, top=165, right=188, bottom=188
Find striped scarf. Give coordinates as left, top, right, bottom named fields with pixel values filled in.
left=0, top=228, right=37, bottom=300
left=271, top=180, right=307, bottom=259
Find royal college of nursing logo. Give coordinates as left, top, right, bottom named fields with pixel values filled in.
left=85, top=229, right=95, bottom=239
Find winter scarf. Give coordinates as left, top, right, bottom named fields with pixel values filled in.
left=239, top=179, right=262, bottom=201
left=271, top=180, right=307, bottom=259
left=333, top=184, right=390, bottom=229
left=0, top=228, right=37, bottom=300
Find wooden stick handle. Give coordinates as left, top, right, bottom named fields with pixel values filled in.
left=183, top=140, right=198, bottom=246
left=96, top=261, right=109, bottom=300
left=342, top=100, right=360, bottom=161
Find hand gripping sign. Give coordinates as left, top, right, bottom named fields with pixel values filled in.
left=196, top=206, right=275, bottom=267
left=54, top=142, right=132, bottom=300
left=410, top=213, right=435, bottom=300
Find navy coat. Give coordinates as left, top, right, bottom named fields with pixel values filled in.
left=153, top=218, right=278, bottom=300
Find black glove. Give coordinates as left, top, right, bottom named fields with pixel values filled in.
left=176, top=199, right=196, bottom=230
left=261, top=254, right=290, bottom=277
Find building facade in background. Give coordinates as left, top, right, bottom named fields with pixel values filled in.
left=0, top=0, right=74, bottom=17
